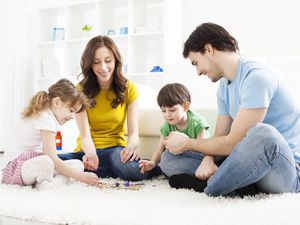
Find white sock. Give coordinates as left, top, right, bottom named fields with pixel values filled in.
left=52, top=159, right=85, bottom=184
left=21, top=155, right=54, bottom=185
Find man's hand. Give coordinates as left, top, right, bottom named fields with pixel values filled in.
left=162, top=131, right=189, bottom=154
left=83, top=152, right=99, bottom=171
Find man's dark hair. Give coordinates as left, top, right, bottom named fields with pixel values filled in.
left=183, top=22, right=239, bottom=58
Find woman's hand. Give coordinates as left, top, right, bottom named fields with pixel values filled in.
left=120, top=144, right=140, bottom=163
left=83, top=152, right=99, bottom=171
left=139, top=160, right=156, bottom=174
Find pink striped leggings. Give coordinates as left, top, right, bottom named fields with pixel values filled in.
left=2, top=151, right=43, bottom=185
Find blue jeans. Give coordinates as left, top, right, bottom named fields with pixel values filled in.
left=58, top=146, right=161, bottom=181
left=205, top=123, right=300, bottom=196
left=159, top=150, right=204, bottom=177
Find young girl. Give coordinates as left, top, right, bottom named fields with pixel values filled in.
left=0, top=79, right=99, bottom=187
left=139, top=83, right=218, bottom=180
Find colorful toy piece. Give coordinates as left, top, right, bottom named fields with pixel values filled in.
left=98, top=180, right=145, bottom=190
left=150, top=66, right=163, bottom=72
left=55, top=131, right=62, bottom=150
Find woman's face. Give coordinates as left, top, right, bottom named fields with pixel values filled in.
left=92, top=46, right=116, bottom=89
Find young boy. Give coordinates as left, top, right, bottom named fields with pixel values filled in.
left=139, top=83, right=218, bottom=181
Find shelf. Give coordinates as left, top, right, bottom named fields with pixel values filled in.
left=68, top=0, right=97, bottom=7
left=130, top=31, right=164, bottom=37
left=107, top=34, right=129, bottom=39
left=38, top=40, right=65, bottom=45
left=128, top=72, right=165, bottom=77
left=36, top=0, right=183, bottom=92
left=66, top=38, right=90, bottom=43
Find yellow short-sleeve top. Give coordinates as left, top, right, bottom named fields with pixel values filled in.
left=75, top=80, right=138, bottom=151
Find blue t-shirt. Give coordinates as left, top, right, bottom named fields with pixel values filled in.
left=217, top=57, right=300, bottom=163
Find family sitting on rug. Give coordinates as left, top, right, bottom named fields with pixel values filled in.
left=1, top=22, right=300, bottom=197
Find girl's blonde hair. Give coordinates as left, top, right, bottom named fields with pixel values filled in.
left=22, top=79, right=90, bottom=118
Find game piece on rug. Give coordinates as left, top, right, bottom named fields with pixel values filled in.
left=98, top=180, right=145, bottom=191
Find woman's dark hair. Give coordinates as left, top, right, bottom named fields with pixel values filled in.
left=79, top=35, right=127, bottom=108
left=157, top=83, right=191, bottom=107
left=183, top=22, right=239, bottom=58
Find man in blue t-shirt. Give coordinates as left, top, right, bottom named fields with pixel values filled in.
left=163, top=22, right=300, bottom=196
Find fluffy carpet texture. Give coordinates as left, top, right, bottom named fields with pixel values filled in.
left=0, top=178, right=299, bottom=225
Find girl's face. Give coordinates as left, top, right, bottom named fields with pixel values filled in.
left=160, top=103, right=189, bottom=128
left=51, top=98, right=82, bottom=125
left=92, top=46, right=116, bottom=89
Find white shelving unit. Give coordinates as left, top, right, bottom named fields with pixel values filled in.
left=35, top=0, right=183, bottom=91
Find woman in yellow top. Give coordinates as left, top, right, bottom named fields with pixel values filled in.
left=59, top=36, right=161, bottom=181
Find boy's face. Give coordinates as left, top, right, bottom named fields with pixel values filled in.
left=160, top=103, right=188, bottom=125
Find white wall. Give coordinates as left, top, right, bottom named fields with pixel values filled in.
left=0, top=0, right=39, bottom=149
left=167, top=0, right=300, bottom=109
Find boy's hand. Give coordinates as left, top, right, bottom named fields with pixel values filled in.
left=195, top=156, right=218, bottom=180
left=139, top=160, right=156, bottom=174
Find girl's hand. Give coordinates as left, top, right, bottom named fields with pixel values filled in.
left=139, top=160, right=156, bottom=174
left=83, top=152, right=99, bottom=171
left=120, top=144, right=140, bottom=163
left=79, top=172, right=99, bottom=186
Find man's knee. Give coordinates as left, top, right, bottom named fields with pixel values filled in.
left=235, top=123, right=285, bottom=157
left=248, top=123, right=282, bottom=142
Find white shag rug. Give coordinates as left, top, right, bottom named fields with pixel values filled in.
left=0, top=177, right=299, bottom=225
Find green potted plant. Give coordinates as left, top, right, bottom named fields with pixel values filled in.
left=82, top=24, right=93, bottom=37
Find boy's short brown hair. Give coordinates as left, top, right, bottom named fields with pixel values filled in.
left=157, top=83, right=191, bottom=107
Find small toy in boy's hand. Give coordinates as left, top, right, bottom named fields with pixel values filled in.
left=98, top=180, right=145, bottom=190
